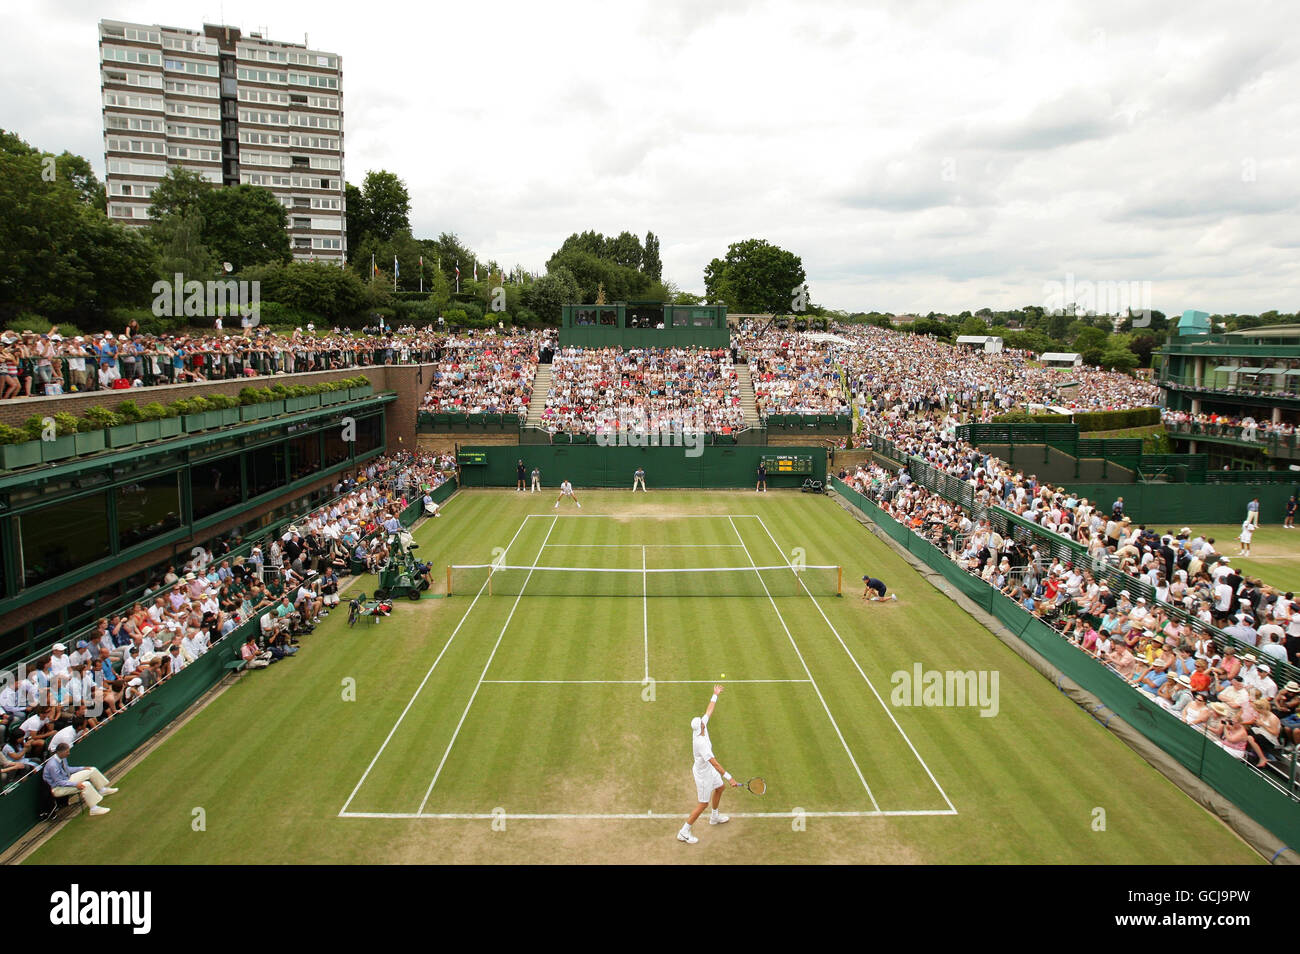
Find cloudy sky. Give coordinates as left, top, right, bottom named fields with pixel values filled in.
left=3, top=0, right=1298, bottom=315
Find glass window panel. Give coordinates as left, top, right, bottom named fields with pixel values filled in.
left=19, top=493, right=112, bottom=588
left=116, top=472, right=182, bottom=550
left=191, top=453, right=243, bottom=519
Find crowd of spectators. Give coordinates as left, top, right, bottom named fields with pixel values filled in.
left=841, top=458, right=1300, bottom=770
left=0, top=325, right=451, bottom=399
left=418, top=331, right=547, bottom=418
left=540, top=346, right=744, bottom=435
left=1162, top=409, right=1298, bottom=445
left=0, top=450, right=454, bottom=789
left=734, top=324, right=849, bottom=417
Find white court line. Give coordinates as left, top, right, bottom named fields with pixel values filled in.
left=480, top=679, right=812, bottom=685
left=748, top=515, right=957, bottom=814
left=416, top=515, right=560, bottom=814
left=642, top=546, right=649, bottom=680
left=541, top=514, right=758, bottom=518
left=543, top=544, right=745, bottom=548
left=727, top=516, right=880, bottom=812
left=338, top=512, right=534, bottom=817
left=341, top=809, right=958, bottom=820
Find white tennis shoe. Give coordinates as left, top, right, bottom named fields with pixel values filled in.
left=709, top=811, right=729, bottom=825
left=677, top=826, right=698, bottom=844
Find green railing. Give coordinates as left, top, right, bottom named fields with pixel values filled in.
left=761, top=414, right=851, bottom=433
left=1166, top=421, right=1300, bottom=457
left=834, top=477, right=1300, bottom=850
left=417, top=411, right=525, bottom=432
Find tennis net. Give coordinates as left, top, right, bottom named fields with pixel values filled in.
left=446, top=563, right=843, bottom=597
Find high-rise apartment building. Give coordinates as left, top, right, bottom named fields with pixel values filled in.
left=99, top=19, right=346, bottom=264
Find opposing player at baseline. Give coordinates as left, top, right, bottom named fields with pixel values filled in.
left=554, top=478, right=581, bottom=509
left=677, top=684, right=739, bottom=844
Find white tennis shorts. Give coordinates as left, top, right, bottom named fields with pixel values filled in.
left=694, top=767, right=723, bottom=803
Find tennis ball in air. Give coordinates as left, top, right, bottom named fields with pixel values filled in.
left=721, top=673, right=726, bottom=678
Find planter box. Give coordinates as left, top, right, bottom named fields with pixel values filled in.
left=301, top=393, right=321, bottom=410
left=183, top=414, right=208, bottom=433
left=107, top=424, right=138, bottom=448
left=159, top=418, right=182, bottom=438
left=285, top=396, right=309, bottom=413
left=266, top=399, right=285, bottom=417
left=220, top=408, right=240, bottom=427
left=1, top=440, right=42, bottom=470
left=135, top=420, right=161, bottom=442
left=74, top=431, right=106, bottom=455
left=239, top=404, right=267, bottom=422
left=349, top=385, right=374, bottom=400
left=203, top=410, right=223, bottom=430
left=321, top=390, right=346, bottom=405
left=40, top=435, right=76, bottom=462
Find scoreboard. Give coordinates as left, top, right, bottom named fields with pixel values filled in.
left=760, top=455, right=813, bottom=475
left=458, top=451, right=488, bottom=466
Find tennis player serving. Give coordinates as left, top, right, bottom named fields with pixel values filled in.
left=677, top=684, right=739, bottom=844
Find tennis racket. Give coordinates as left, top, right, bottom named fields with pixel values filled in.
left=735, top=776, right=766, bottom=795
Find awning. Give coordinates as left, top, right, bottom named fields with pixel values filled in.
left=1259, top=366, right=1288, bottom=375
left=1286, top=369, right=1300, bottom=377
left=1211, top=364, right=1240, bottom=374
left=1235, top=366, right=1262, bottom=374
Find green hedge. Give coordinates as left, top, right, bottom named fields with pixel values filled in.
left=993, top=407, right=1160, bottom=431
left=1072, top=407, right=1161, bottom=432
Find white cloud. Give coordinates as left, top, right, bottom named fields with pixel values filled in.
left=1, top=0, right=1297, bottom=314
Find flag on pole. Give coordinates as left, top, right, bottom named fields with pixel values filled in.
left=371, top=253, right=378, bottom=280
left=455, top=261, right=460, bottom=294
left=419, top=256, right=424, bottom=294
left=394, top=255, right=399, bottom=292
left=473, top=262, right=478, bottom=283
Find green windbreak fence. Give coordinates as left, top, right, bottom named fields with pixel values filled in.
left=1059, top=482, right=1299, bottom=525
left=0, top=477, right=458, bottom=854
left=456, top=445, right=827, bottom=489
left=833, top=478, right=1300, bottom=850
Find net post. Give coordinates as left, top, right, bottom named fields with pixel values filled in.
left=837, top=565, right=842, bottom=596
left=446, top=565, right=452, bottom=596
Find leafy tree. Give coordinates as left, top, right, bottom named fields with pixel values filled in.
left=643, top=231, right=662, bottom=281
left=358, top=170, right=410, bottom=242
left=200, top=185, right=291, bottom=271
left=957, top=316, right=990, bottom=338
left=426, top=266, right=452, bottom=315
left=704, top=239, right=806, bottom=313
left=150, top=209, right=216, bottom=281
left=524, top=266, right=580, bottom=323
left=1099, top=344, right=1139, bottom=373
left=0, top=138, right=156, bottom=321
left=344, top=182, right=366, bottom=258
left=239, top=261, right=372, bottom=322
left=148, top=166, right=212, bottom=221
left=545, top=248, right=649, bottom=302
left=606, top=230, right=643, bottom=270
left=1072, top=326, right=1109, bottom=365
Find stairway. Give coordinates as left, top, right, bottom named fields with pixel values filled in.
left=525, top=365, right=552, bottom=428
left=735, top=364, right=761, bottom=429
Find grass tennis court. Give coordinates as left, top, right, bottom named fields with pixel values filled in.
left=24, top=490, right=1261, bottom=864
